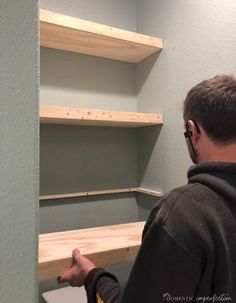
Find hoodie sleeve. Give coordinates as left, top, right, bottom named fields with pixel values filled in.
left=85, top=220, right=204, bottom=303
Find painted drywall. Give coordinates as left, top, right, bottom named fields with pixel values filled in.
left=40, top=48, right=137, bottom=112
left=39, top=0, right=138, bottom=300
left=39, top=0, right=137, bottom=30
left=0, top=1, right=39, bottom=303
left=40, top=193, right=138, bottom=233
left=40, top=125, right=137, bottom=194
left=137, top=0, right=236, bottom=193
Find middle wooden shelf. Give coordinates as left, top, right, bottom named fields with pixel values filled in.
left=40, top=106, right=163, bottom=128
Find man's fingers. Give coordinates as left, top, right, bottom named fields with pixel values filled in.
left=58, top=270, right=72, bottom=283
left=72, top=248, right=81, bottom=261
left=57, top=248, right=95, bottom=287
left=57, top=250, right=81, bottom=284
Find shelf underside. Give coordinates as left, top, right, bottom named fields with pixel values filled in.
left=40, top=9, right=163, bottom=63
left=40, top=106, right=163, bottom=128
left=39, top=221, right=145, bottom=280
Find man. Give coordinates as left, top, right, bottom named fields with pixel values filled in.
left=59, top=75, right=236, bottom=302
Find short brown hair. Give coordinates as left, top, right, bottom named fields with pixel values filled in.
left=183, top=75, right=236, bottom=143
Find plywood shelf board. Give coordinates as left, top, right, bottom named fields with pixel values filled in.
left=40, top=106, right=163, bottom=128
left=39, top=221, right=145, bottom=280
left=40, top=9, right=163, bottom=63
left=40, top=187, right=163, bottom=201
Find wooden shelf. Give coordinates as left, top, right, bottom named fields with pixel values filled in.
left=39, top=221, right=145, bottom=280
left=136, top=187, right=164, bottom=197
left=40, top=9, right=163, bottom=63
left=40, top=106, right=163, bottom=128
left=40, top=187, right=163, bottom=201
left=40, top=188, right=136, bottom=201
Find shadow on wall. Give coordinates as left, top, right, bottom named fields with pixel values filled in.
left=136, top=52, right=161, bottom=95
left=138, top=125, right=162, bottom=185
left=136, top=192, right=162, bottom=222
left=40, top=47, right=136, bottom=97
left=40, top=124, right=138, bottom=195
left=39, top=193, right=138, bottom=233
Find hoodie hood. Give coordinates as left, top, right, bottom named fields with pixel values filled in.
left=188, top=162, right=236, bottom=205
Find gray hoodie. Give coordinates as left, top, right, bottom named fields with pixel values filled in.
left=85, top=162, right=236, bottom=303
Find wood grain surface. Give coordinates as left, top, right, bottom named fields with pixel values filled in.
left=39, top=221, right=145, bottom=280
left=40, top=106, right=163, bottom=127
left=40, top=9, right=163, bottom=63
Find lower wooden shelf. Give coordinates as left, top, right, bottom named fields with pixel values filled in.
left=39, top=221, right=145, bottom=281
left=40, top=187, right=163, bottom=201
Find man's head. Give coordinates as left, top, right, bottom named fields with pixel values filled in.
left=183, top=75, right=236, bottom=164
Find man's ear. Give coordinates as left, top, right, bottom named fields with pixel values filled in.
left=186, top=120, right=201, bottom=144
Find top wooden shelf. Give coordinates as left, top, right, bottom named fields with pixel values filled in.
left=40, top=9, right=163, bottom=63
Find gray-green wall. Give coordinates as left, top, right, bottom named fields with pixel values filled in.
left=137, top=0, right=236, bottom=193
left=0, top=1, right=39, bottom=303
left=39, top=0, right=137, bottom=30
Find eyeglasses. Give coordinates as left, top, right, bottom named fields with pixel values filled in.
left=184, top=120, right=200, bottom=138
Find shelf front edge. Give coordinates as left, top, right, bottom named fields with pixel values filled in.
left=39, top=245, right=140, bottom=280
left=39, top=221, right=145, bottom=280
left=40, top=106, right=163, bottom=127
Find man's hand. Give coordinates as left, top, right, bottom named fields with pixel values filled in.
left=58, top=248, right=96, bottom=287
